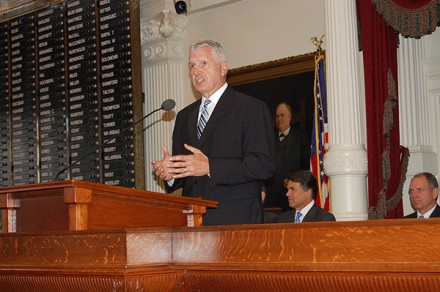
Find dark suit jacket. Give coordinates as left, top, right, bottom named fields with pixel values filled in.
left=277, top=203, right=336, bottom=223
left=168, top=86, right=276, bottom=226
left=263, top=211, right=280, bottom=224
left=264, top=128, right=310, bottom=211
left=404, top=204, right=440, bottom=218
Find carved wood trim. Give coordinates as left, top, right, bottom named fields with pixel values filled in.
left=227, top=52, right=317, bottom=86
left=2, top=217, right=440, bottom=291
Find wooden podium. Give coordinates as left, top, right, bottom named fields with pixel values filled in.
left=0, top=180, right=217, bottom=233
left=3, top=182, right=440, bottom=291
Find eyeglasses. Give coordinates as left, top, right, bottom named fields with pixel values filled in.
left=408, top=187, right=435, bottom=195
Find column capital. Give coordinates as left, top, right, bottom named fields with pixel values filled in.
left=140, top=10, right=189, bottom=62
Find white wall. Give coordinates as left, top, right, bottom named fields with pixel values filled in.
left=424, top=29, right=440, bottom=213
left=180, top=0, right=325, bottom=104
left=399, top=29, right=440, bottom=215
left=140, top=0, right=440, bottom=216
left=425, top=29, right=440, bottom=59
left=139, top=0, right=326, bottom=192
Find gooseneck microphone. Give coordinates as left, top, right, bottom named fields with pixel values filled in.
left=54, top=99, right=176, bottom=181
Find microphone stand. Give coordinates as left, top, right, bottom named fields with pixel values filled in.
left=54, top=107, right=163, bottom=181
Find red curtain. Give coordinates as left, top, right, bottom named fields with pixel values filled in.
left=357, top=0, right=407, bottom=219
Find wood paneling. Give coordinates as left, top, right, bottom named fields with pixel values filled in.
left=1, top=219, right=440, bottom=291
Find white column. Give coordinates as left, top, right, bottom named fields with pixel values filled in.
left=140, top=10, right=188, bottom=192
left=324, top=0, right=369, bottom=221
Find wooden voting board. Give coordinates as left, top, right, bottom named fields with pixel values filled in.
left=0, top=0, right=145, bottom=189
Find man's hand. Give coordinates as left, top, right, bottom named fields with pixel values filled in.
left=167, top=144, right=210, bottom=178
left=151, top=146, right=174, bottom=181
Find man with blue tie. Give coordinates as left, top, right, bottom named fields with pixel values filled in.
left=405, top=172, right=440, bottom=219
left=152, top=40, right=276, bottom=226
left=278, top=170, right=335, bottom=223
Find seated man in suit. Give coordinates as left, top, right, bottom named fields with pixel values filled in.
left=405, top=172, right=440, bottom=218
left=261, top=184, right=279, bottom=223
left=278, top=170, right=335, bottom=223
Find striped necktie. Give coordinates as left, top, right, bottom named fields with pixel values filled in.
left=294, top=211, right=302, bottom=223
left=197, top=99, right=211, bottom=139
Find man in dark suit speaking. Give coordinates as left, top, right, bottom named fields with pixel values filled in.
left=405, top=172, right=440, bottom=219
left=152, top=40, right=276, bottom=226
left=278, top=170, right=335, bottom=223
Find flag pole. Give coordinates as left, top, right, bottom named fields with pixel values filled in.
left=310, top=35, right=330, bottom=210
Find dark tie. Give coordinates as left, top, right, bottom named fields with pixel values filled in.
left=197, top=99, right=211, bottom=139
left=279, top=133, right=285, bottom=141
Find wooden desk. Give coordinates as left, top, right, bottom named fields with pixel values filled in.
left=0, top=181, right=217, bottom=232
left=1, top=219, right=440, bottom=291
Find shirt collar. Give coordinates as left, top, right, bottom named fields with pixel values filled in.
left=201, top=83, right=228, bottom=106
left=418, top=204, right=437, bottom=218
left=279, top=127, right=291, bottom=137
left=296, top=200, right=315, bottom=220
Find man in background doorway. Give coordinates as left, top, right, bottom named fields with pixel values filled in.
left=405, top=172, right=440, bottom=218
left=264, top=102, right=310, bottom=212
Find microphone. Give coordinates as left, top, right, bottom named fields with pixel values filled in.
left=161, top=99, right=176, bottom=111
left=54, top=99, right=176, bottom=181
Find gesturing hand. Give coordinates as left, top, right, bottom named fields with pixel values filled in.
left=151, top=146, right=174, bottom=181
left=167, top=144, right=210, bottom=178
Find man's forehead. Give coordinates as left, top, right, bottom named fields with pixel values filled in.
left=189, top=55, right=209, bottom=61
left=410, top=176, right=428, bottom=187
left=276, top=105, right=291, bottom=115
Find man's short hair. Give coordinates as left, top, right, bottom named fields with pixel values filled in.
left=190, top=39, right=226, bottom=63
left=413, top=172, right=439, bottom=189
left=277, top=102, right=292, bottom=115
left=286, top=170, right=318, bottom=200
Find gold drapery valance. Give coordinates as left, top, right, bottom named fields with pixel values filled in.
left=373, top=0, right=440, bottom=38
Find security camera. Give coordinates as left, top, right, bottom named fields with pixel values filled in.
left=174, top=0, right=187, bottom=14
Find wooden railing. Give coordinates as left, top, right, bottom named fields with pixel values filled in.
left=1, top=219, right=440, bottom=291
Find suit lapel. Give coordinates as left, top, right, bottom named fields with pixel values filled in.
left=198, top=87, right=233, bottom=145
left=189, top=100, right=201, bottom=145
left=302, top=204, right=318, bottom=222
left=430, top=204, right=440, bottom=218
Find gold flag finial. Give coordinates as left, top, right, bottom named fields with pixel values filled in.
left=311, top=34, right=324, bottom=53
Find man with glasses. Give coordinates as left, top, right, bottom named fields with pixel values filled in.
left=405, top=172, right=440, bottom=218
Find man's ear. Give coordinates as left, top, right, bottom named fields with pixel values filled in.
left=307, top=188, right=314, bottom=201
left=433, top=187, right=439, bottom=202
left=220, top=62, right=229, bottom=76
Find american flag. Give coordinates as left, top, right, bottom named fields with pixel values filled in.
left=310, top=54, right=330, bottom=210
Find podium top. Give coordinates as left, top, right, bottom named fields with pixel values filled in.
left=0, top=180, right=217, bottom=232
